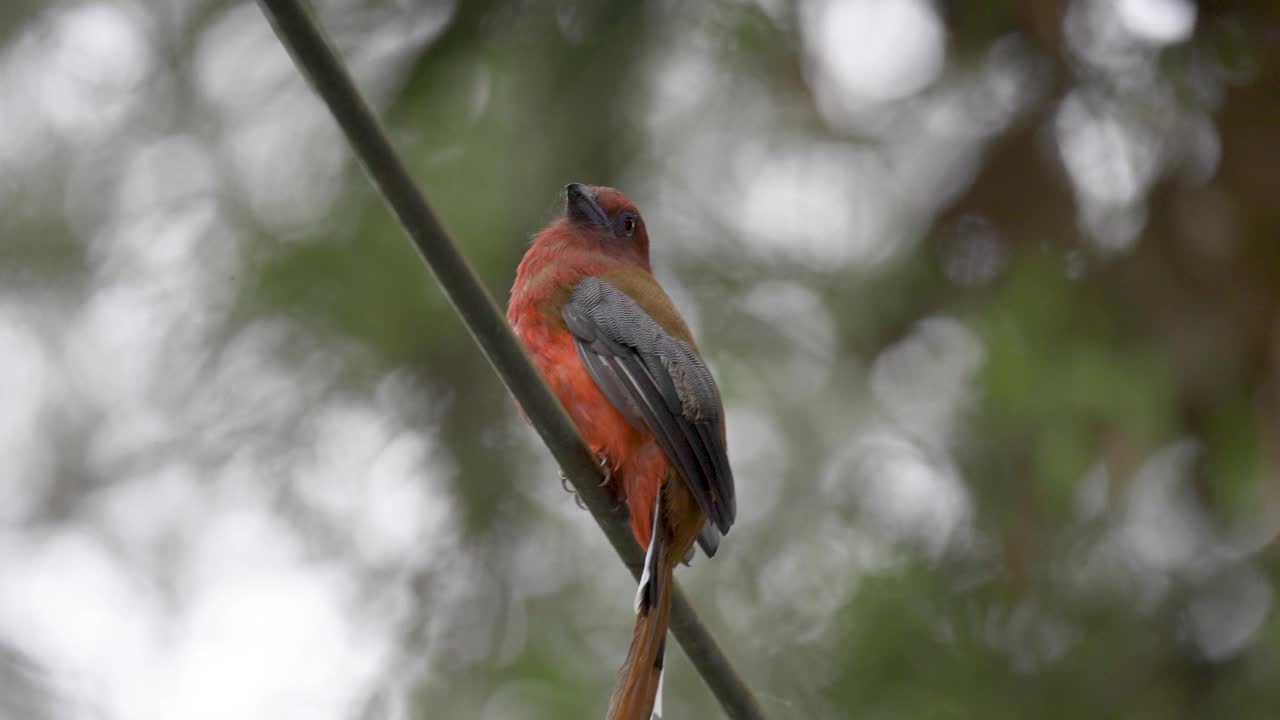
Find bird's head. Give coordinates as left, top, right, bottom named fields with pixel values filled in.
left=551, top=182, right=650, bottom=269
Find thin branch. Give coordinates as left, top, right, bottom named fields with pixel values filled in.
left=254, top=1, right=766, bottom=718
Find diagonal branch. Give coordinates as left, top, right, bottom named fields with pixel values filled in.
left=254, top=1, right=766, bottom=718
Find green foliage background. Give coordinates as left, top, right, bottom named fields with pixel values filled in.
left=2, top=1, right=1279, bottom=718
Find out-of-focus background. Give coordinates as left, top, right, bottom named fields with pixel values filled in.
left=1, top=0, right=1278, bottom=718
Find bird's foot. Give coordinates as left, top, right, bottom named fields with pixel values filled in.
left=559, top=471, right=587, bottom=510
left=594, top=453, right=627, bottom=511
left=595, top=452, right=613, bottom=487
left=559, top=453, right=619, bottom=511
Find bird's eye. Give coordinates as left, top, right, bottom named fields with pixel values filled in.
left=620, top=214, right=637, bottom=236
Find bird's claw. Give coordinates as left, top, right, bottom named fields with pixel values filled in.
left=559, top=471, right=588, bottom=510
left=559, top=454, right=617, bottom=512
left=595, top=453, right=613, bottom=487
left=593, top=454, right=625, bottom=511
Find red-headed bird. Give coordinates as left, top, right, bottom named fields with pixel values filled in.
left=508, top=183, right=736, bottom=719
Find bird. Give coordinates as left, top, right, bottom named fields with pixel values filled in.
left=507, top=183, right=736, bottom=719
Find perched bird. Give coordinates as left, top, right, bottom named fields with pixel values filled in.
left=507, top=183, right=736, bottom=719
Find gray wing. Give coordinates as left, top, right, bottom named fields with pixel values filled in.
left=562, top=277, right=736, bottom=554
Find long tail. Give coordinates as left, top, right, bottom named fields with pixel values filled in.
left=608, top=517, right=674, bottom=719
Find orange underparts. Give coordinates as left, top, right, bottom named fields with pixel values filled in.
left=536, top=327, right=666, bottom=549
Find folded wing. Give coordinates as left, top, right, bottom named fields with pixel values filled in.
left=562, top=277, right=736, bottom=554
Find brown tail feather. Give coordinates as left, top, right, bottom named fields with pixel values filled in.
left=607, top=540, right=674, bottom=720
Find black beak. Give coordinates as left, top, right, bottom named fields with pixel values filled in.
left=565, top=182, right=609, bottom=227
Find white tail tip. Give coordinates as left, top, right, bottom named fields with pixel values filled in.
left=650, top=667, right=665, bottom=720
